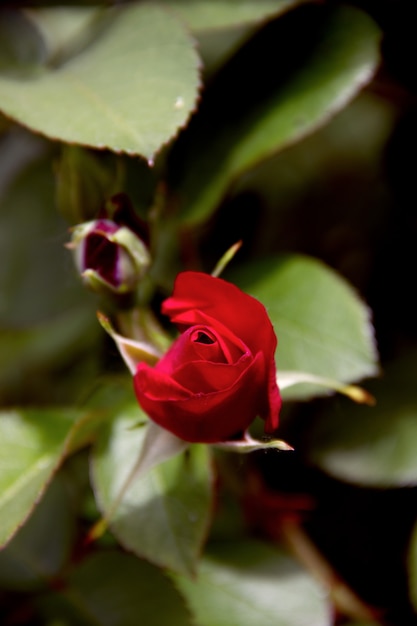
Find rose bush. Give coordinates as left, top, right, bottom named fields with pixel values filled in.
left=133, top=271, right=281, bottom=443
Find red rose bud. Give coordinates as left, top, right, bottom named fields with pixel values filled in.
left=70, top=218, right=150, bottom=294
left=134, top=271, right=281, bottom=443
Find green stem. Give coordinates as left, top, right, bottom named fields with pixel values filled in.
left=281, top=519, right=381, bottom=623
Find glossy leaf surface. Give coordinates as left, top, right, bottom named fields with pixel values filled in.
left=0, top=408, right=98, bottom=546
left=161, top=0, right=304, bottom=30
left=92, top=404, right=213, bottom=575
left=232, top=255, right=378, bottom=400
left=307, top=351, right=417, bottom=487
left=171, top=5, right=380, bottom=224
left=0, top=4, right=200, bottom=158
left=45, top=551, right=191, bottom=626
left=174, top=540, right=331, bottom=626
left=0, top=475, right=74, bottom=589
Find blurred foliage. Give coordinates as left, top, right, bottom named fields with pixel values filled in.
left=1, top=1, right=417, bottom=625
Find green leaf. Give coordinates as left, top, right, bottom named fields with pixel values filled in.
left=231, top=255, right=378, bottom=400
left=0, top=407, right=100, bottom=547
left=0, top=9, right=47, bottom=78
left=170, top=4, right=381, bottom=224
left=0, top=4, right=200, bottom=159
left=0, top=308, right=98, bottom=398
left=25, top=6, right=102, bottom=65
left=0, top=153, right=83, bottom=326
left=278, top=371, right=375, bottom=405
left=91, top=406, right=213, bottom=575
left=307, top=351, right=417, bottom=487
left=0, top=151, right=99, bottom=402
left=0, top=474, right=74, bottom=590
left=174, top=540, right=330, bottom=626
left=160, top=0, right=304, bottom=31
left=40, top=551, right=191, bottom=626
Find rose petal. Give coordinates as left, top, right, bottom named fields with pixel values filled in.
left=162, top=272, right=277, bottom=361
left=162, top=273, right=281, bottom=434
left=134, top=352, right=265, bottom=443
left=263, top=354, right=282, bottom=432
left=155, top=324, right=248, bottom=377
left=133, top=272, right=282, bottom=442
left=135, top=363, right=192, bottom=401
left=168, top=354, right=252, bottom=394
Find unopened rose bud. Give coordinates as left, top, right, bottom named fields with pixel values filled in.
left=69, top=218, right=150, bottom=295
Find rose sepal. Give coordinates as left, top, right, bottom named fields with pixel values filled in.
left=109, top=225, right=150, bottom=276
left=80, top=268, right=119, bottom=294
left=213, top=431, right=293, bottom=454
left=97, top=311, right=162, bottom=373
